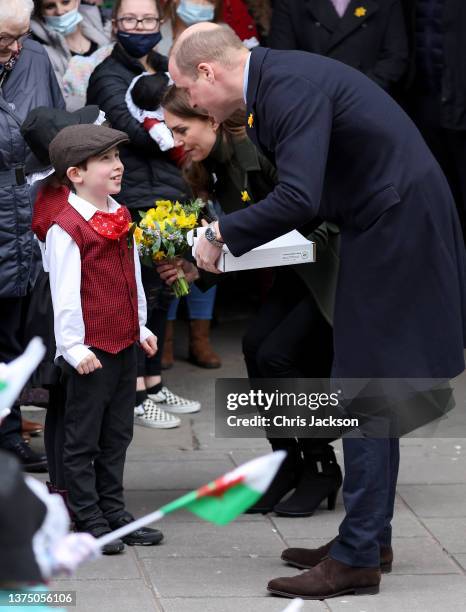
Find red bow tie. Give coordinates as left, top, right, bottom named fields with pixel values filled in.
left=89, top=208, right=129, bottom=240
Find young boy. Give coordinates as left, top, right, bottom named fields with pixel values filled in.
left=45, top=124, right=162, bottom=554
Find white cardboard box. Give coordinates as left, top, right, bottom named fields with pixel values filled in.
left=188, top=228, right=315, bottom=272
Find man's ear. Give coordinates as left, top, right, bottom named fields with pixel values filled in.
left=66, top=166, right=83, bottom=186
left=198, top=62, right=215, bottom=83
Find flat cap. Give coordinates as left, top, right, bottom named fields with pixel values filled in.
left=49, top=124, right=129, bottom=178
left=21, top=105, right=101, bottom=165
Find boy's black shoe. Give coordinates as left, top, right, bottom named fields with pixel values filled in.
left=77, top=523, right=125, bottom=555
left=4, top=440, right=48, bottom=473
left=109, top=514, right=164, bottom=546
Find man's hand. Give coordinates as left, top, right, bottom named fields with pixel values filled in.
left=195, top=220, right=224, bottom=274
left=156, top=258, right=200, bottom=285
left=76, top=352, right=102, bottom=375
left=141, top=334, right=158, bottom=357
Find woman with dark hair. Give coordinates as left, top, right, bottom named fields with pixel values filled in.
left=87, top=0, right=200, bottom=428
left=159, top=86, right=343, bottom=517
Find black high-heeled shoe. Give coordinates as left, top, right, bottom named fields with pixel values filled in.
left=273, top=445, right=342, bottom=517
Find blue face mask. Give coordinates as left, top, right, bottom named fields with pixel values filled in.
left=44, top=8, right=83, bottom=36
left=176, top=0, right=215, bottom=26
left=117, top=31, right=162, bottom=58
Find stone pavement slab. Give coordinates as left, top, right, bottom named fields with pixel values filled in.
left=159, top=597, right=327, bottom=612
left=397, top=484, right=466, bottom=517
left=422, top=518, right=466, bottom=553
left=134, top=521, right=285, bottom=559
left=326, top=575, right=466, bottom=612
left=141, top=557, right=305, bottom=598
left=47, top=579, right=159, bottom=612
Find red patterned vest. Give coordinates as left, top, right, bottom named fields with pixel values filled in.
left=53, top=203, right=140, bottom=354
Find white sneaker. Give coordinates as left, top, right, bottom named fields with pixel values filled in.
left=148, top=386, right=201, bottom=414
left=134, top=404, right=145, bottom=416
left=134, top=398, right=181, bottom=429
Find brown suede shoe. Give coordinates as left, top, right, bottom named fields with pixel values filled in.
left=268, top=557, right=381, bottom=600
left=282, top=538, right=393, bottom=573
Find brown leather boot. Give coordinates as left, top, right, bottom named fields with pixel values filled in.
left=268, top=557, right=381, bottom=599
left=282, top=538, right=393, bottom=573
left=188, top=320, right=221, bottom=369
left=161, top=320, right=174, bottom=370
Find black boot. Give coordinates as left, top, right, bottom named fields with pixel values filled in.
left=245, top=440, right=302, bottom=514
left=274, top=443, right=342, bottom=517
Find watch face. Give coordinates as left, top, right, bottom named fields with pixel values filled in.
left=205, top=227, right=214, bottom=241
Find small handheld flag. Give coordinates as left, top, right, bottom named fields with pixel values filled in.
left=96, top=451, right=286, bottom=548
left=0, top=338, right=46, bottom=420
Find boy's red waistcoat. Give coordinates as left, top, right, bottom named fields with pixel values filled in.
left=53, top=203, right=140, bottom=354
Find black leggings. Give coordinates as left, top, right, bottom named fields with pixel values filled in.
left=242, top=269, right=335, bottom=454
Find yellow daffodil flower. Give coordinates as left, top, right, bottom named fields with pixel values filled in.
left=354, top=6, right=367, bottom=17
left=241, top=190, right=251, bottom=202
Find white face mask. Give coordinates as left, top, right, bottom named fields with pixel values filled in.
left=176, top=0, right=215, bottom=26
left=44, top=8, right=83, bottom=36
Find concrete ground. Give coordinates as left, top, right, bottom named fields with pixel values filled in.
left=25, top=320, right=466, bottom=612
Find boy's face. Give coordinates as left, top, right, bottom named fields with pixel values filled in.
left=74, top=147, right=124, bottom=197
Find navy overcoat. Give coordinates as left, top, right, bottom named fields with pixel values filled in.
left=220, top=47, right=466, bottom=378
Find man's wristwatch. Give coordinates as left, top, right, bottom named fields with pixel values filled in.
left=204, top=223, right=225, bottom=249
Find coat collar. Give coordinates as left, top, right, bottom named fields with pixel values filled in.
left=324, top=0, right=379, bottom=53
left=245, top=46, right=269, bottom=148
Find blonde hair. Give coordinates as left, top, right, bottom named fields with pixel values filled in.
left=172, top=24, right=244, bottom=79
left=0, top=0, right=34, bottom=23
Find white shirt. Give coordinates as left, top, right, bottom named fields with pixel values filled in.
left=243, top=52, right=251, bottom=104
left=43, top=192, right=152, bottom=369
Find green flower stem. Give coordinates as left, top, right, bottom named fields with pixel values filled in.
left=173, top=268, right=190, bottom=297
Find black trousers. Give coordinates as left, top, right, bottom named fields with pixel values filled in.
left=242, top=269, right=335, bottom=453
left=0, top=296, right=31, bottom=448
left=59, top=344, right=136, bottom=526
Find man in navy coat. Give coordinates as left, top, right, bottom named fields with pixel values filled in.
left=169, top=23, right=466, bottom=599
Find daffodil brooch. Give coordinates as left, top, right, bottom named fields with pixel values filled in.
left=354, top=6, right=367, bottom=17
left=248, top=113, right=254, bottom=128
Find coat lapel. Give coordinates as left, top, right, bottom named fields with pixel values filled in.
left=324, top=0, right=379, bottom=53
left=304, top=0, right=340, bottom=34
left=245, top=46, right=269, bottom=151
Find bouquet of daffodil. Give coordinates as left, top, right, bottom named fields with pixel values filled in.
left=130, top=198, right=205, bottom=297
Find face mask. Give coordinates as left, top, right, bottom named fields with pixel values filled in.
left=176, top=0, right=215, bottom=26
left=117, top=31, right=162, bottom=58
left=44, top=8, right=83, bottom=36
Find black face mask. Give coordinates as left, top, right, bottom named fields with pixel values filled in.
left=116, top=31, right=162, bottom=58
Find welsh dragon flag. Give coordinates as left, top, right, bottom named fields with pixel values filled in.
left=96, top=451, right=286, bottom=548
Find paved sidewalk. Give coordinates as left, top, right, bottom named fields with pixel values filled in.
left=26, top=321, right=466, bottom=612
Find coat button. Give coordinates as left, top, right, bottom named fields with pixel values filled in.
left=361, top=23, right=368, bottom=28
left=315, top=21, right=321, bottom=27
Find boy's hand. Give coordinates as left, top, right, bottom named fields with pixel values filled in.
left=76, top=352, right=102, bottom=375
left=156, top=258, right=199, bottom=285
left=141, top=334, right=158, bottom=357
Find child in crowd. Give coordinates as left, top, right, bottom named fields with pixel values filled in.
left=43, top=124, right=163, bottom=554
left=125, top=71, right=185, bottom=166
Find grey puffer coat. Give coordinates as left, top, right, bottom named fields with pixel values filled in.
left=0, top=39, right=64, bottom=298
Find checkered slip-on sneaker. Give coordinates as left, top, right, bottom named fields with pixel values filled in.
left=148, top=386, right=201, bottom=414
left=134, top=398, right=181, bottom=429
